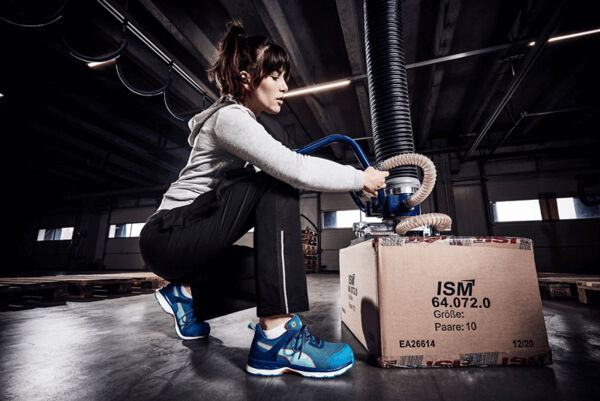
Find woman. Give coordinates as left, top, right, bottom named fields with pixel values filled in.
left=139, top=20, right=388, bottom=378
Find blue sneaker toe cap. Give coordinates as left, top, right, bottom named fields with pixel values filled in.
left=327, top=343, right=354, bottom=369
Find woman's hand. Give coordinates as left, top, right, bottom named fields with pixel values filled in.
left=362, top=167, right=389, bottom=197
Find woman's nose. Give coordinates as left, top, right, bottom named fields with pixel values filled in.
left=281, top=80, right=288, bottom=92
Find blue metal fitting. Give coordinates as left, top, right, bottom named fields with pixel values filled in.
left=294, top=134, right=421, bottom=219
left=382, top=193, right=420, bottom=219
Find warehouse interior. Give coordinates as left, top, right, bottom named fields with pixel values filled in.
left=1, top=0, right=599, bottom=400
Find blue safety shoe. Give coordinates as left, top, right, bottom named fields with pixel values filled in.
left=154, top=283, right=210, bottom=340
left=246, top=315, right=354, bottom=378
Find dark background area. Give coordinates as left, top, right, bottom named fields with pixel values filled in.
left=0, top=0, right=598, bottom=275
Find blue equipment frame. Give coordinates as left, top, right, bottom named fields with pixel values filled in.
left=295, top=134, right=420, bottom=219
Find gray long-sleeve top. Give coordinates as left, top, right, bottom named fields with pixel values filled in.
left=157, top=96, right=365, bottom=211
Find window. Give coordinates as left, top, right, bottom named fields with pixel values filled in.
left=108, top=223, right=145, bottom=238
left=492, top=200, right=542, bottom=222
left=557, top=197, right=600, bottom=220
left=493, top=197, right=600, bottom=223
left=323, top=210, right=383, bottom=229
left=37, top=227, right=74, bottom=241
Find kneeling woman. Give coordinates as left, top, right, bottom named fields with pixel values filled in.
left=139, top=20, right=388, bottom=378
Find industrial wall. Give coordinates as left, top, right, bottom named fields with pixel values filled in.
left=306, top=151, right=599, bottom=273
left=452, top=155, right=599, bottom=274
left=17, top=152, right=599, bottom=275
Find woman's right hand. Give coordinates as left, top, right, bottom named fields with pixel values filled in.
left=362, top=167, right=389, bottom=197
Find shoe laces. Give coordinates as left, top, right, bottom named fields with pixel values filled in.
left=291, top=325, right=323, bottom=359
left=179, top=310, right=199, bottom=331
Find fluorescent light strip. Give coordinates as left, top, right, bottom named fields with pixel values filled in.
left=528, top=27, right=600, bottom=46
left=283, top=80, right=350, bottom=98
left=87, top=58, right=117, bottom=68
left=286, top=28, right=599, bottom=97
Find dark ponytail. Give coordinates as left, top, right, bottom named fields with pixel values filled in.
left=207, top=20, right=291, bottom=100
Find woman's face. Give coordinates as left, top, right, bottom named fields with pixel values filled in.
left=244, top=71, right=288, bottom=116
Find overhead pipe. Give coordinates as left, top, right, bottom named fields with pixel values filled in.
left=460, top=0, right=567, bottom=164
left=62, top=18, right=129, bottom=63
left=0, top=0, right=68, bottom=27
left=295, top=27, right=600, bottom=97
left=485, top=106, right=595, bottom=160
left=116, top=59, right=173, bottom=96
left=95, top=0, right=216, bottom=100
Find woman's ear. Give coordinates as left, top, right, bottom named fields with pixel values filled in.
left=240, top=71, right=251, bottom=91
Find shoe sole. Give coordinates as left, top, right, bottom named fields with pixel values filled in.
left=154, top=290, right=207, bottom=341
left=245, top=359, right=354, bottom=379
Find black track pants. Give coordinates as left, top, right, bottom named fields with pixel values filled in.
left=139, top=171, right=309, bottom=319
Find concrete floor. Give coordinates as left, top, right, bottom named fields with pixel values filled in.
left=1, top=275, right=598, bottom=401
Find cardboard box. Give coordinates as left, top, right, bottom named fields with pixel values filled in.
left=339, top=235, right=552, bottom=368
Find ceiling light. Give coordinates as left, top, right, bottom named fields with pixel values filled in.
left=284, top=80, right=351, bottom=98
left=0, top=93, right=4, bottom=99
left=286, top=28, right=599, bottom=98
left=549, top=28, right=600, bottom=42
left=87, top=58, right=117, bottom=68
left=528, top=27, right=600, bottom=46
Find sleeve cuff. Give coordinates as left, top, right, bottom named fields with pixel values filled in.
left=354, top=169, right=365, bottom=191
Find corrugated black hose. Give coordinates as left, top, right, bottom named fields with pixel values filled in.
left=364, top=0, right=418, bottom=180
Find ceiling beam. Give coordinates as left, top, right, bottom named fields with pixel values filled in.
left=45, top=102, right=183, bottom=176
left=335, top=0, right=374, bottom=156
left=31, top=123, right=157, bottom=186
left=99, top=0, right=218, bottom=101
left=138, top=0, right=218, bottom=68
left=56, top=17, right=208, bottom=122
left=62, top=91, right=188, bottom=163
left=416, top=0, right=462, bottom=148
left=461, top=0, right=567, bottom=163
left=137, top=0, right=314, bottom=152
left=44, top=167, right=94, bottom=187
left=455, top=1, right=539, bottom=153
left=47, top=163, right=128, bottom=190
left=38, top=108, right=176, bottom=183
left=512, top=59, right=587, bottom=140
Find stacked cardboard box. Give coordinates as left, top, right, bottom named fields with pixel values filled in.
left=339, top=235, right=552, bottom=368
left=301, top=227, right=318, bottom=273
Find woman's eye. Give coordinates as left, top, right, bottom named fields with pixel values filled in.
left=272, top=75, right=279, bottom=80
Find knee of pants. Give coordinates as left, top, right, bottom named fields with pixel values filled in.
left=139, top=227, right=178, bottom=282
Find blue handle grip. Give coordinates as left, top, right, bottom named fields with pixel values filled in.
left=295, top=134, right=385, bottom=211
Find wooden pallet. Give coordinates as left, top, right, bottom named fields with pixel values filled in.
left=537, top=273, right=600, bottom=300
left=301, top=228, right=317, bottom=236
left=0, top=281, right=68, bottom=308
left=302, top=243, right=317, bottom=255
left=0, top=272, right=165, bottom=301
left=576, top=281, right=600, bottom=305
left=304, top=258, right=319, bottom=273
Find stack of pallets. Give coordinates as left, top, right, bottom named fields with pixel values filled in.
left=301, top=227, right=318, bottom=273
left=537, top=272, right=600, bottom=305
left=0, top=272, right=167, bottom=309
left=576, top=281, right=600, bottom=305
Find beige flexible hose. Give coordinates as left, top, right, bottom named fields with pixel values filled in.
left=378, top=153, right=452, bottom=235
left=378, top=153, right=436, bottom=208
left=394, top=213, right=453, bottom=235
